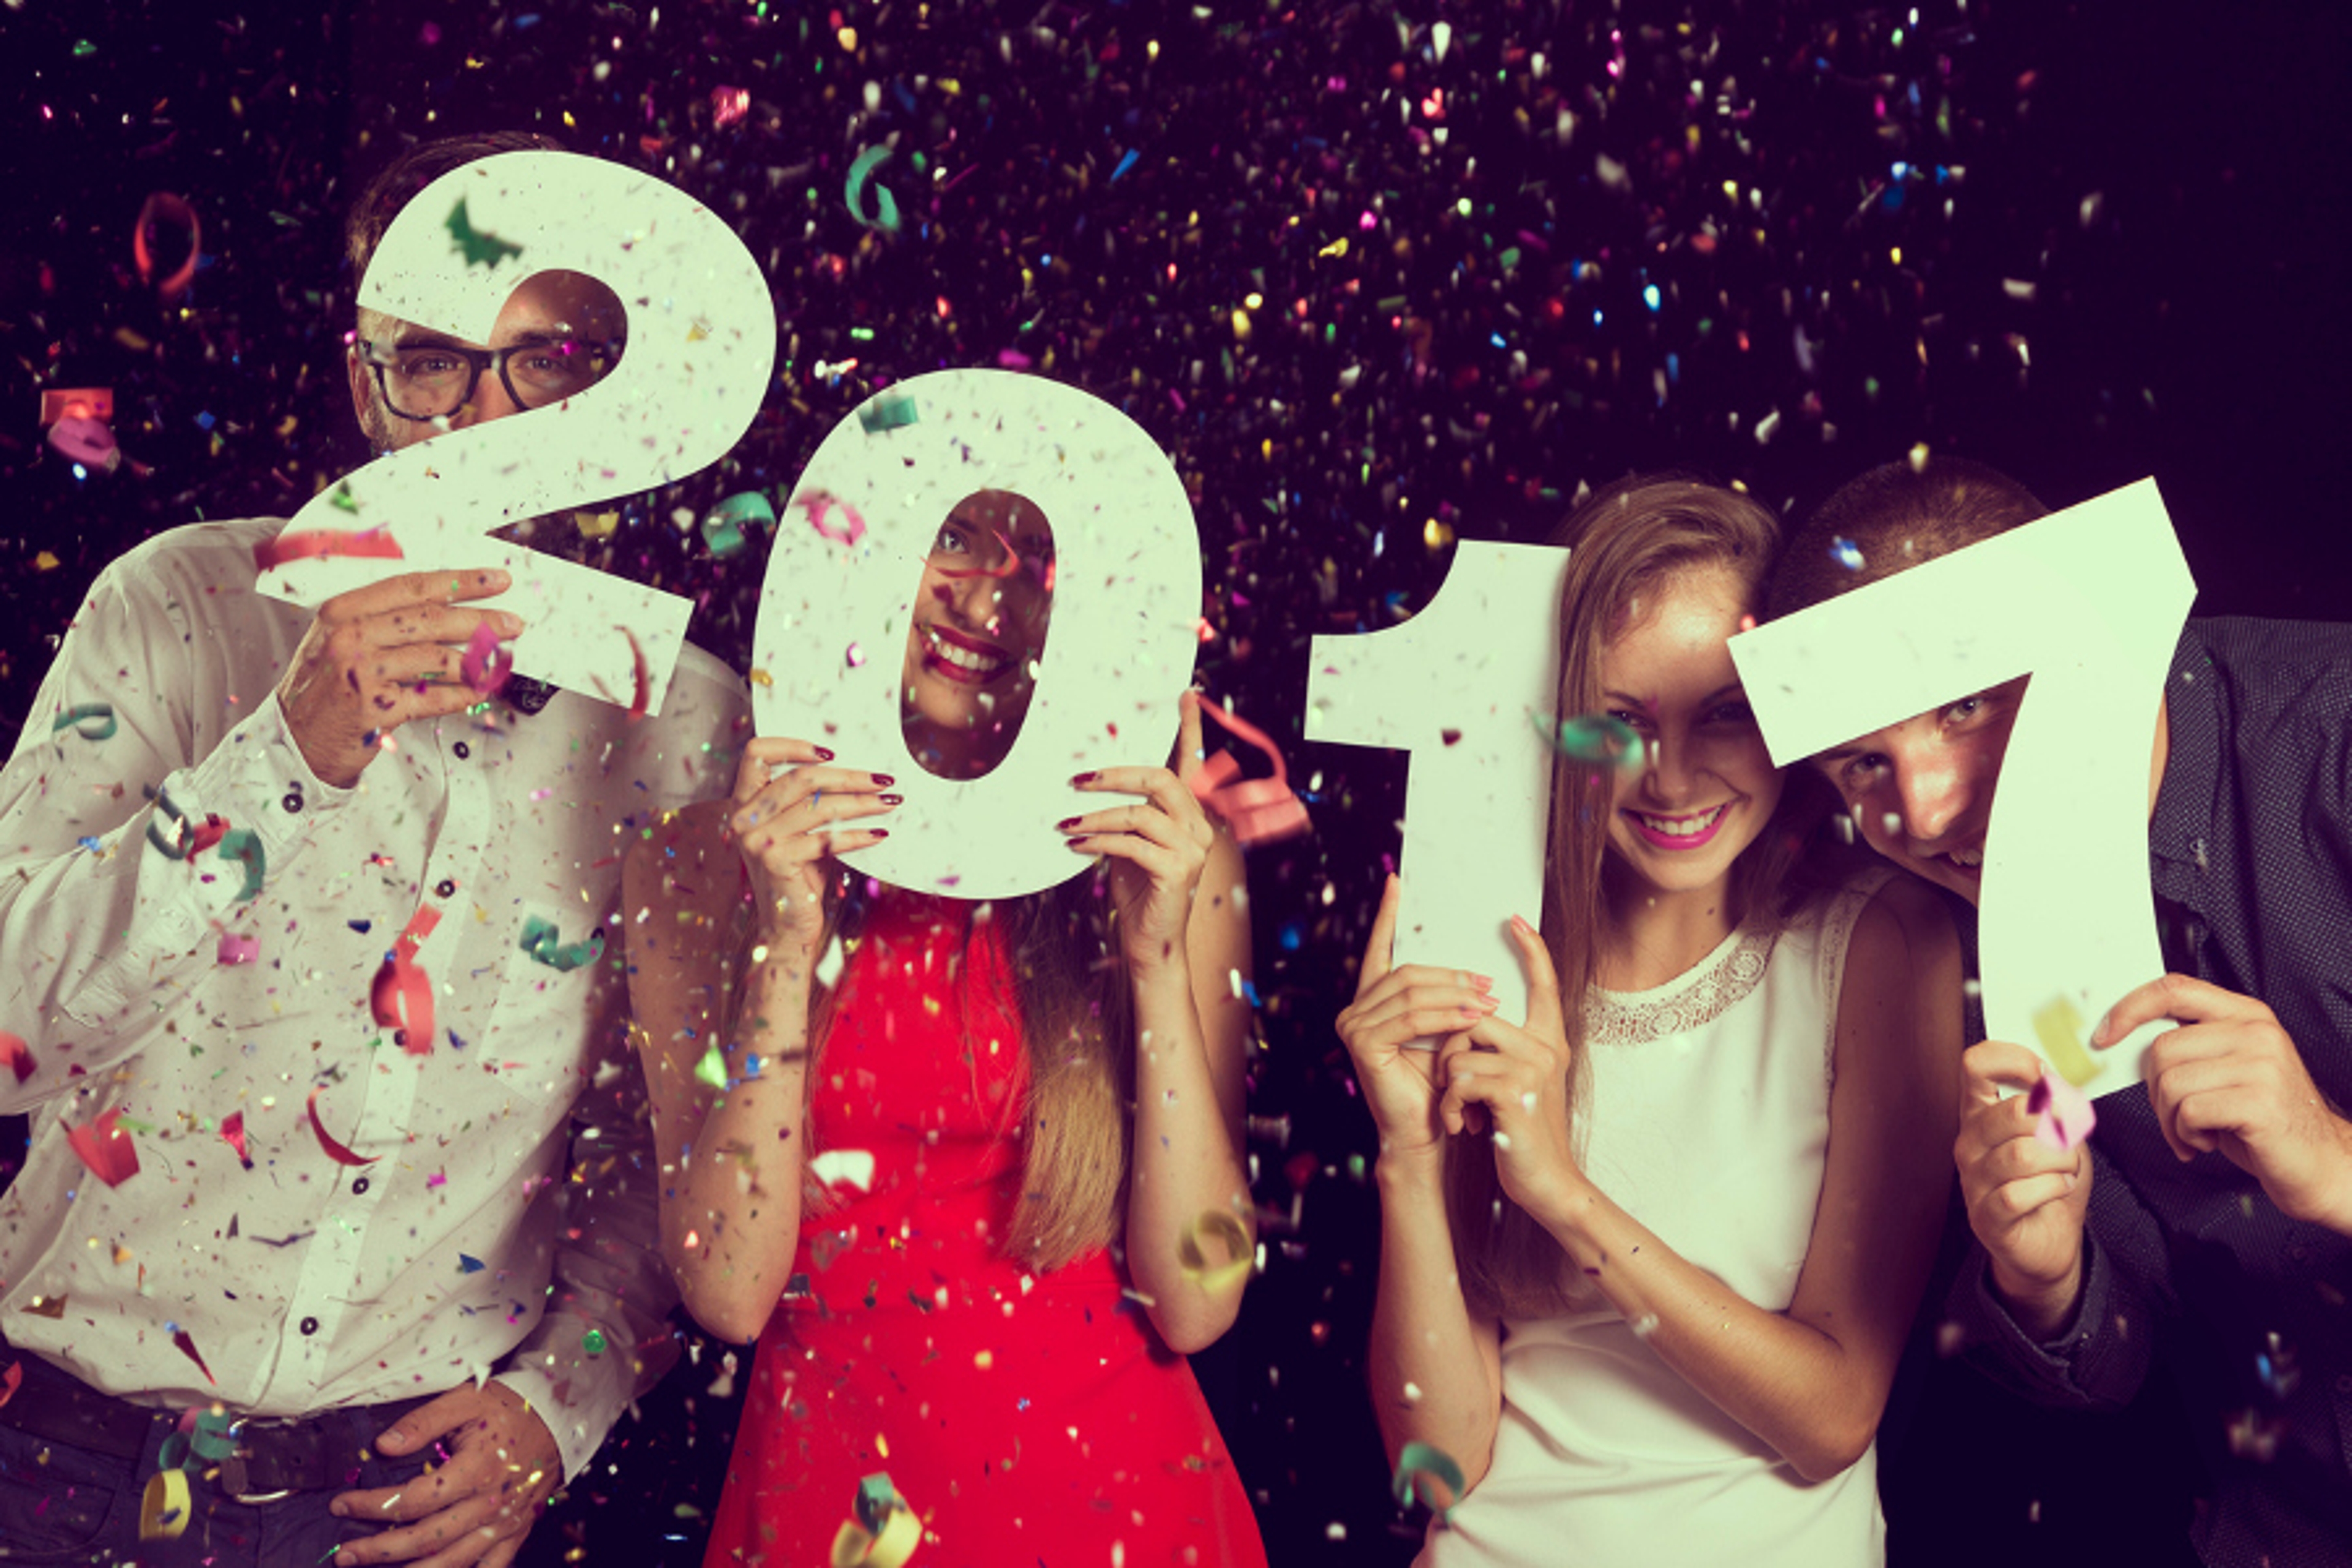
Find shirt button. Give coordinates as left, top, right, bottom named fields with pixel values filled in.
left=452, top=741, right=471, bottom=760
left=351, top=1177, right=370, bottom=1196
left=282, top=791, right=304, bottom=813
left=435, top=880, right=458, bottom=899
left=300, top=1316, right=320, bottom=1336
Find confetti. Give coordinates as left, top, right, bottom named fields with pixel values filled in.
left=582, top=1329, right=608, bottom=1355
left=1829, top=536, right=1866, bottom=571
left=251, top=527, right=404, bottom=573
left=305, top=1085, right=379, bottom=1167
left=809, top=1148, right=876, bottom=1193
left=1392, top=1440, right=1467, bottom=1521
left=829, top=1473, right=921, bottom=1567
left=215, top=828, right=265, bottom=903
left=1537, top=711, right=1644, bottom=772
left=520, top=915, right=605, bottom=971
left=169, top=1325, right=216, bottom=1385
left=1176, top=1209, right=1254, bottom=1292
left=0, top=1362, right=18, bottom=1411
left=132, top=191, right=200, bottom=301
left=219, top=1110, right=252, bottom=1168
left=1188, top=701, right=1311, bottom=847
left=693, top=1041, right=729, bottom=1090
left=459, top=622, right=514, bottom=697
left=444, top=197, right=524, bottom=268
left=0, top=1032, right=32, bottom=1085
left=66, top=1107, right=140, bottom=1186
left=459, top=1254, right=486, bottom=1273
left=216, top=931, right=258, bottom=964
left=2026, top=1068, right=2097, bottom=1152
left=796, top=491, right=869, bottom=549
left=856, top=393, right=920, bottom=434
left=50, top=703, right=118, bottom=741
left=139, top=1468, right=191, bottom=1540
left=843, top=145, right=902, bottom=232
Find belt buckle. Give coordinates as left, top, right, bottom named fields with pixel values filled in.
left=219, top=1421, right=295, bottom=1506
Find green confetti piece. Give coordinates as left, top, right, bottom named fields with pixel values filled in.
left=1393, top=1440, right=1467, bottom=1521
left=52, top=704, right=116, bottom=741
left=844, top=145, right=901, bottom=232
left=694, top=1042, right=729, bottom=1090
left=1534, top=710, right=1643, bottom=771
left=581, top=1328, right=607, bottom=1355
left=857, top=392, right=920, bottom=434
left=519, top=916, right=604, bottom=972
left=854, top=1472, right=902, bottom=1533
left=445, top=198, right=524, bottom=270
left=216, top=828, right=265, bottom=903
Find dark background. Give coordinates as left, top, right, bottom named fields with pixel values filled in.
left=3, top=0, right=2346, bottom=1561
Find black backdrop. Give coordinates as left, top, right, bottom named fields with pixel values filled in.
left=3, top=0, right=2348, bottom=1562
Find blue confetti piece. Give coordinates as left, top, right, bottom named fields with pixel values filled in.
left=459, top=1254, right=485, bottom=1273
left=1111, top=148, right=1140, bottom=182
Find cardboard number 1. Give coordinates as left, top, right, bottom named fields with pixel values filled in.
left=754, top=371, right=1202, bottom=899
left=255, top=151, right=774, bottom=715
left=1306, top=543, right=1574, bottom=1031
left=1731, top=478, right=2196, bottom=1098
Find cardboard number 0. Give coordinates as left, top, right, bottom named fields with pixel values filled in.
left=254, top=151, right=774, bottom=715
left=1732, top=479, right=2196, bottom=1098
left=1306, top=543, right=1574, bottom=1031
left=754, top=371, right=1202, bottom=899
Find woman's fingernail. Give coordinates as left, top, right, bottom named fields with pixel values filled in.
left=878, top=794, right=903, bottom=806
left=1071, top=771, right=1098, bottom=786
left=1471, top=974, right=1494, bottom=992
left=1055, top=816, right=1082, bottom=831
left=867, top=829, right=889, bottom=840
left=870, top=772, right=894, bottom=787
left=2090, top=1008, right=2111, bottom=1044
left=814, top=746, right=835, bottom=761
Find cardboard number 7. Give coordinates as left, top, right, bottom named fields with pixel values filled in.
left=1306, top=543, right=1574, bottom=1033
left=1730, top=478, right=2196, bottom=1098
left=255, top=151, right=773, bottom=715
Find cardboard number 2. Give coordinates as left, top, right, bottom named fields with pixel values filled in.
left=1306, top=543, right=1574, bottom=1031
left=1731, top=479, right=2196, bottom=1099
left=754, top=371, right=1202, bottom=899
left=255, top=151, right=774, bottom=715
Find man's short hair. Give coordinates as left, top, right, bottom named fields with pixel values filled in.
left=345, top=131, right=567, bottom=289
left=1765, top=455, right=2047, bottom=620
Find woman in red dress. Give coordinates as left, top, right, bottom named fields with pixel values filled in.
left=625, top=489, right=1266, bottom=1566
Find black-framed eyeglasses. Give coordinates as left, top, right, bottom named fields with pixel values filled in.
left=357, top=336, right=624, bottom=421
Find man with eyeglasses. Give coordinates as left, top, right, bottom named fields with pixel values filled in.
left=0, top=133, right=746, bottom=1567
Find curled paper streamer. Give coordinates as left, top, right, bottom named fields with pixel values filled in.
left=2027, top=1068, right=2098, bottom=1152
left=306, top=1085, right=380, bottom=1167
left=51, top=704, right=118, bottom=741
left=796, top=491, right=869, bottom=549
left=47, top=416, right=120, bottom=471
left=66, top=1107, right=140, bottom=1186
left=703, top=491, right=776, bottom=559
left=843, top=145, right=902, bottom=232
left=460, top=622, right=515, bottom=697
left=1188, top=701, right=1311, bottom=848
left=0, top=1360, right=20, bottom=1411
left=520, top=915, right=605, bottom=972
left=251, top=526, right=404, bottom=574
left=133, top=192, right=202, bottom=300
left=139, top=1468, right=192, bottom=1540
left=856, top=392, right=918, bottom=434
left=1175, top=1208, right=1254, bottom=1291
left=372, top=906, right=442, bottom=1055
left=188, top=1409, right=237, bottom=1461
left=1392, top=1439, right=1468, bottom=1522
left=219, top=1110, right=252, bottom=1168
left=0, top=1032, right=33, bottom=1085
left=829, top=1472, right=921, bottom=1568
left=216, top=828, right=265, bottom=903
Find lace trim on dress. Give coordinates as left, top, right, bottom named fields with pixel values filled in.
left=1585, top=924, right=1779, bottom=1046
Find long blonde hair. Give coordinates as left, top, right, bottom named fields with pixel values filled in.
left=1446, top=475, right=1847, bottom=1319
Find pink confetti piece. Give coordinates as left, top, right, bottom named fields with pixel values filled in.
left=0, top=1360, right=20, bottom=1411
left=795, top=491, right=868, bottom=548
left=459, top=622, right=514, bottom=698
left=1188, top=701, right=1311, bottom=847
left=369, top=907, right=442, bottom=1057
left=170, top=1326, right=216, bottom=1385
left=2027, top=1068, right=2097, bottom=1151
left=66, top=1107, right=140, bottom=1186
left=0, top=1032, right=32, bottom=1084
left=219, top=1110, right=252, bottom=1169
left=216, top=932, right=258, bottom=965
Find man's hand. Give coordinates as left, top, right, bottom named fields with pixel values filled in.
left=329, top=1381, right=561, bottom=1568
left=2098, top=973, right=2352, bottom=1235
left=275, top=569, right=520, bottom=788
left=1956, top=1038, right=2093, bottom=1339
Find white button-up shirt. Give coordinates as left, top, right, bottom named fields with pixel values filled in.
left=0, top=520, right=747, bottom=1477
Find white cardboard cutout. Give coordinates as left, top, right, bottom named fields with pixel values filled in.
left=1730, top=478, right=2196, bottom=1098
left=256, top=151, right=774, bottom=715
left=754, top=371, right=1202, bottom=899
left=1307, top=543, right=1574, bottom=1031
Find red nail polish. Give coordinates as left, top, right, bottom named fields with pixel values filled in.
left=814, top=746, right=835, bottom=760
left=1056, top=816, right=1082, bottom=831
left=868, top=829, right=889, bottom=840
left=870, top=772, right=894, bottom=787
left=878, top=794, right=903, bottom=806
left=1071, top=771, right=1098, bottom=785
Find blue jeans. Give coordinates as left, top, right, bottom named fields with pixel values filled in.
left=0, top=1415, right=431, bottom=1566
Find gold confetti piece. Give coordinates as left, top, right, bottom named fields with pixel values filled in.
left=2031, top=996, right=2100, bottom=1087
left=139, top=1468, right=190, bottom=1540
left=1176, top=1209, right=1253, bottom=1292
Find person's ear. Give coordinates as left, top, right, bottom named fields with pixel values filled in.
left=346, top=337, right=396, bottom=454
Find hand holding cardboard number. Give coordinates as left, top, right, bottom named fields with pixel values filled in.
left=1955, top=1038, right=2093, bottom=1334
left=2102, top=973, right=2352, bottom=1234
left=725, top=738, right=897, bottom=957
left=1434, top=915, right=1581, bottom=1223
left=1334, top=875, right=1498, bottom=1167
left=274, top=569, right=521, bottom=788
left=1058, top=692, right=1217, bottom=972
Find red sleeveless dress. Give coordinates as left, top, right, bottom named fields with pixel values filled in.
left=700, top=889, right=1265, bottom=1567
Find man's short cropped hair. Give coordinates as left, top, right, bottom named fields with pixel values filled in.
left=345, top=130, right=568, bottom=288
left=1765, top=454, right=2047, bottom=620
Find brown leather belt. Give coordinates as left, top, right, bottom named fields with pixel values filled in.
left=0, top=1343, right=432, bottom=1501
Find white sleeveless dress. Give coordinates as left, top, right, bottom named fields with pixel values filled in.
left=1421, top=869, right=1894, bottom=1568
